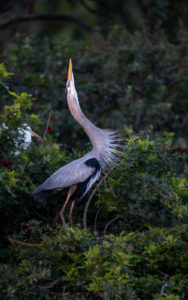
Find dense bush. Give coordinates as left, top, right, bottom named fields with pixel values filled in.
left=0, top=27, right=187, bottom=299
left=1, top=225, right=188, bottom=299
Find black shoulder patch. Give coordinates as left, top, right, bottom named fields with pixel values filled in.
left=84, top=158, right=100, bottom=170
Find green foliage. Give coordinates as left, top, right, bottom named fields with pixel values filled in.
left=99, top=134, right=187, bottom=231
left=0, top=63, right=13, bottom=81
left=0, top=71, right=70, bottom=240
left=0, top=28, right=187, bottom=299
left=1, top=224, right=187, bottom=299
left=0, top=63, right=13, bottom=95
left=1, top=30, right=188, bottom=150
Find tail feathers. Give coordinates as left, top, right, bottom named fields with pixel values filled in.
left=32, top=185, right=44, bottom=196
left=33, top=184, right=63, bottom=196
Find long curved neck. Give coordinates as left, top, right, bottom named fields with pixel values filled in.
left=67, top=94, right=100, bottom=150
left=67, top=90, right=120, bottom=169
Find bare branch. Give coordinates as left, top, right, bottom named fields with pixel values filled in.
left=83, top=166, right=114, bottom=229
left=165, top=60, right=188, bottom=73
left=94, top=205, right=102, bottom=232
left=43, top=110, right=52, bottom=140
left=103, top=216, right=119, bottom=236
left=0, top=14, right=93, bottom=32
left=8, top=237, right=44, bottom=248
left=39, top=277, right=62, bottom=290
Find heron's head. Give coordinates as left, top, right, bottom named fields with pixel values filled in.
left=66, top=58, right=77, bottom=99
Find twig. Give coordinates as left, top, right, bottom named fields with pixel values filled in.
left=83, top=166, right=114, bottom=229
left=20, top=158, right=31, bottom=180
left=0, top=79, right=11, bottom=92
left=40, top=106, right=53, bottom=119
left=103, top=216, right=119, bottom=236
left=165, top=60, right=188, bottom=73
left=94, top=205, right=102, bottom=232
left=8, top=237, right=44, bottom=248
left=43, top=110, right=52, bottom=140
left=39, top=277, right=62, bottom=290
left=0, top=14, right=93, bottom=32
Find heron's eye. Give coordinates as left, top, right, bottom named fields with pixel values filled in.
left=66, top=81, right=70, bottom=88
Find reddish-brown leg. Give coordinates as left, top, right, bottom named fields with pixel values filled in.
left=59, top=194, right=71, bottom=225
left=68, top=200, right=75, bottom=226
left=59, top=185, right=77, bottom=225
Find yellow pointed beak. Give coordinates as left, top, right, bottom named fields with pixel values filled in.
left=68, top=58, right=72, bottom=81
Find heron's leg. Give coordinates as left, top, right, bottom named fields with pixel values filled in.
left=68, top=200, right=75, bottom=226
left=59, top=194, right=71, bottom=225
left=59, top=185, right=77, bottom=225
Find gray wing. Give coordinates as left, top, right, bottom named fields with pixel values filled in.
left=33, top=152, right=95, bottom=195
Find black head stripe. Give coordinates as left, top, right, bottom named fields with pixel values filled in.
left=84, top=158, right=100, bottom=170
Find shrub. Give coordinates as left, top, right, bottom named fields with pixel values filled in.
left=1, top=224, right=187, bottom=299
left=0, top=28, right=187, bottom=298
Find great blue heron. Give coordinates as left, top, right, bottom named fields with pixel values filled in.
left=33, top=59, right=121, bottom=225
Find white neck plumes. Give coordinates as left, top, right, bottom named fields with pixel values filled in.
left=67, top=73, right=121, bottom=169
